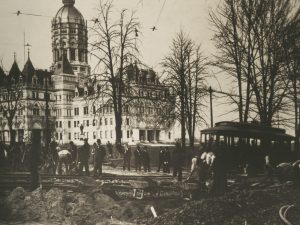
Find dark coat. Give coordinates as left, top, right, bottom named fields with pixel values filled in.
left=94, top=144, right=106, bottom=162
left=78, top=143, right=90, bottom=163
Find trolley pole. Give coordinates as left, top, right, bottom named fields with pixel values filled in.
left=209, top=86, right=213, bottom=127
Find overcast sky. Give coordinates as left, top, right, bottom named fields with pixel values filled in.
left=2, top=0, right=274, bottom=131
left=0, top=0, right=220, bottom=70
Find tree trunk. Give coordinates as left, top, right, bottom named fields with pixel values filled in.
left=115, top=112, right=122, bottom=145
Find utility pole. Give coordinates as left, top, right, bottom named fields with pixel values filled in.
left=209, top=86, right=213, bottom=127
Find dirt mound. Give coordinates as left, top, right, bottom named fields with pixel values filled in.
left=1, top=187, right=145, bottom=225
left=151, top=185, right=300, bottom=225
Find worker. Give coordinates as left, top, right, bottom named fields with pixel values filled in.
left=123, top=143, right=131, bottom=171
left=157, top=147, right=164, bottom=172
left=163, top=147, right=171, bottom=173
left=78, top=138, right=90, bottom=176
left=142, top=146, right=151, bottom=172
left=172, top=140, right=184, bottom=182
left=134, top=144, right=142, bottom=171
left=57, top=147, right=72, bottom=175
left=49, top=138, right=59, bottom=175
left=106, top=141, right=113, bottom=158
left=94, top=139, right=106, bottom=177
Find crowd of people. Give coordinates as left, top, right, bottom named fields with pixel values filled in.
left=1, top=136, right=299, bottom=195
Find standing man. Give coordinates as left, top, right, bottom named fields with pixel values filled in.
left=78, top=138, right=90, bottom=176
left=29, top=131, right=42, bottom=190
left=49, top=138, right=58, bottom=175
left=123, top=143, right=131, bottom=171
left=173, top=141, right=183, bottom=182
left=94, top=139, right=106, bottom=177
left=157, top=147, right=164, bottom=172
left=163, top=147, right=171, bottom=173
left=106, top=141, right=113, bottom=158
left=134, top=144, right=142, bottom=172
left=142, top=146, right=151, bottom=172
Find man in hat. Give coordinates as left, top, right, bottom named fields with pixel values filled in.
left=94, top=139, right=106, bottom=177
left=78, top=138, right=90, bottom=176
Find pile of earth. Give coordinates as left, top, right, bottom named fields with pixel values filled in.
left=0, top=185, right=184, bottom=225
left=151, top=183, right=300, bottom=225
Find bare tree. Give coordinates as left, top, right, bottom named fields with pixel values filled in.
left=185, top=46, right=208, bottom=149
left=211, top=0, right=299, bottom=127
left=0, top=61, right=23, bottom=144
left=283, top=13, right=300, bottom=150
left=89, top=0, right=140, bottom=144
left=162, top=31, right=208, bottom=149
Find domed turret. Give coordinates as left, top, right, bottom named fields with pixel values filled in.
left=51, top=0, right=90, bottom=79
left=63, top=0, right=75, bottom=6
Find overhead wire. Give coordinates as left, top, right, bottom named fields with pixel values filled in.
left=154, top=0, right=167, bottom=26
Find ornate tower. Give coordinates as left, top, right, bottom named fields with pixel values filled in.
left=51, top=0, right=90, bottom=78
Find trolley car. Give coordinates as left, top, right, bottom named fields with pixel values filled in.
left=200, top=121, right=295, bottom=171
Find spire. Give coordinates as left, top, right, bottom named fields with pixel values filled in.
left=0, top=66, right=6, bottom=87
left=63, top=0, right=75, bottom=6
left=22, top=55, right=35, bottom=84
left=14, top=52, right=16, bottom=62
left=27, top=48, right=30, bottom=60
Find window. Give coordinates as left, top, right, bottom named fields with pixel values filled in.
left=68, top=121, right=71, bottom=128
left=67, top=109, right=72, bottom=116
left=100, top=131, right=103, bottom=139
left=93, top=119, right=96, bottom=126
left=126, top=118, right=129, bottom=126
left=68, top=133, right=71, bottom=140
left=93, top=106, right=96, bottom=114
left=70, top=49, right=75, bottom=61
left=110, top=118, right=113, bottom=125
left=168, top=132, right=171, bottom=139
left=56, top=121, right=58, bottom=128
left=105, top=118, right=107, bottom=126
left=60, top=133, right=62, bottom=140
left=32, top=91, right=36, bottom=99
left=74, top=108, right=79, bottom=115
left=93, top=131, right=97, bottom=139
left=86, top=120, right=89, bottom=127
left=110, top=130, right=113, bottom=138
left=33, top=104, right=39, bottom=116
left=74, top=121, right=77, bottom=127
left=100, top=118, right=102, bottom=126
left=74, top=133, right=78, bottom=140
left=127, top=130, right=130, bottom=139
left=84, top=106, right=88, bottom=115
left=59, top=121, right=62, bottom=128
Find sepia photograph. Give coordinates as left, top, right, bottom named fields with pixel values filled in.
left=0, top=0, right=299, bottom=224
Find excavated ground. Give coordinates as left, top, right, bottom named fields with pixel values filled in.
left=0, top=176, right=299, bottom=225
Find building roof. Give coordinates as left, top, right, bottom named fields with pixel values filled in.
left=22, top=57, right=35, bottom=84
left=0, top=66, right=6, bottom=87
left=8, top=61, right=22, bottom=83
left=54, top=0, right=85, bottom=24
left=54, top=54, right=74, bottom=75
left=201, top=121, right=294, bottom=140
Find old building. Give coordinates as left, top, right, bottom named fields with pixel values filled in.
left=0, top=0, right=176, bottom=145
left=0, top=55, right=55, bottom=143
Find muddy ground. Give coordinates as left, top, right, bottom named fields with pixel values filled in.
left=0, top=177, right=299, bottom=225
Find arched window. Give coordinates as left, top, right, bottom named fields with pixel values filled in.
left=33, top=104, right=40, bottom=116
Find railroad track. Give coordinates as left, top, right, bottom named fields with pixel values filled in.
left=0, top=172, right=175, bottom=192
